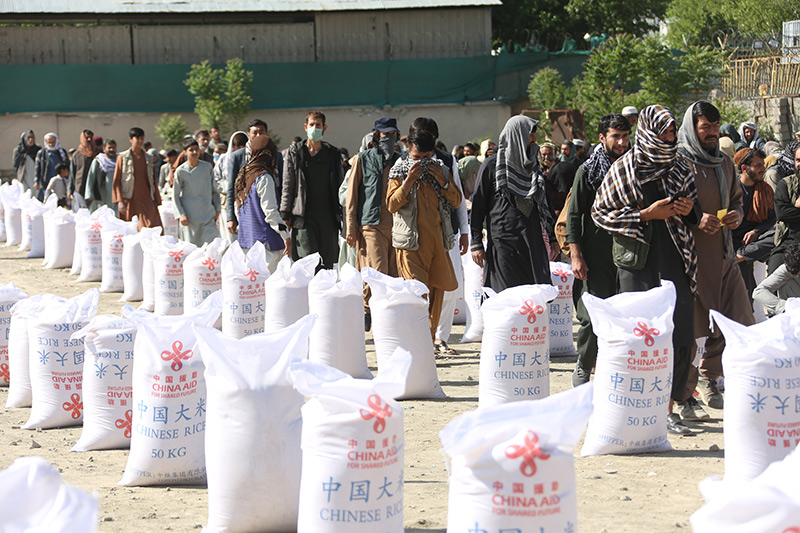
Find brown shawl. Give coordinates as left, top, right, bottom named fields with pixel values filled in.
left=747, top=180, right=774, bottom=223
left=235, top=138, right=278, bottom=207
left=77, top=133, right=98, bottom=158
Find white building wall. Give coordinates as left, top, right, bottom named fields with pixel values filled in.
left=1, top=101, right=510, bottom=170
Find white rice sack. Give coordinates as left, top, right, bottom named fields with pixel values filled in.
left=308, top=263, right=371, bottom=379
left=691, top=447, right=800, bottom=532
left=137, top=229, right=169, bottom=311
left=6, top=295, right=63, bottom=408
left=711, top=308, right=800, bottom=481
left=361, top=267, right=445, bottom=400
left=264, top=253, right=319, bottom=333
left=23, top=289, right=99, bottom=430
left=221, top=240, right=269, bottom=339
left=0, top=183, right=7, bottom=242
left=71, top=314, right=137, bottom=452
left=196, top=315, right=315, bottom=533
left=0, top=456, right=98, bottom=533
left=119, top=291, right=222, bottom=487
left=580, top=282, right=676, bottom=456
left=3, top=184, right=23, bottom=247
left=461, top=249, right=485, bottom=343
left=119, top=227, right=160, bottom=303
left=99, top=219, right=138, bottom=293
left=158, top=200, right=180, bottom=241
left=70, top=209, right=90, bottom=276
left=440, top=383, right=594, bottom=532
left=19, top=194, right=47, bottom=257
left=288, top=348, right=411, bottom=533
left=42, top=208, right=75, bottom=269
left=549, top=262, right=578, bottom=355
left=0, top=283, right=29, bottom=387
left=478, top=284, right=559, bottom=408
left=184, top=237, right=227, bottom=313
left=151, top=237, right=197, bottom=316
left=76, top=209, right=113, bottom=283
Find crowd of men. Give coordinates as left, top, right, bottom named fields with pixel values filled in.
left=11, top=103, right=800, bottom=436
left=558, top=103, right=800, bottom=435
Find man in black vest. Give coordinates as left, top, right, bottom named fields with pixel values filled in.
left=346, top=117, right=401, bottom=327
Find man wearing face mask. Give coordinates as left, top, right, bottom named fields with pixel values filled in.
left=281, top=110, right=344, bottom=270
left=346, top=117, right=401, bottom=324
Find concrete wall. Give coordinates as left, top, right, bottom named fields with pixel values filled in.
left=1, top=101, right=511, bottom=170
left=735, top=96, right=800, bottom=144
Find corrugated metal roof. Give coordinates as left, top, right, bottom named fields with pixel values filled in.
left=0, top=0, right=501, bottom=15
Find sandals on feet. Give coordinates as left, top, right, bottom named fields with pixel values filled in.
left=434, top=340, right=458, bottom=357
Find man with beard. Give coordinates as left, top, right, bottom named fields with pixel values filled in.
left=764, top=140, right=800, bottom=192
left=85, top=139, right=118, bottom=213
left=739, top=121, right=766, bottom=150
left=592, top=105, right=699, bottom=435
left=539, top=142, right=558, bottom=177
left=731, top=148, right=774, bottom=300
left=345, top=117, right=401, bottom=328
left=565, top=113, right=630, bottom=386
left=12, top=130, right=40, bottom=191
left=677, top=101, right=754, bottom=419
left=771, top=143, right=800, bottom=274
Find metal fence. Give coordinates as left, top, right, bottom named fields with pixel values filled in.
left=723, top=55, right=800, bottom=99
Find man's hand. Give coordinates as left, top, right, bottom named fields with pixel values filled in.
left=721, top=210, right=741, bottom=230
left=227, top=220, right=238, bottom=235
left=458, top=233, right=469, bottom=255
left=345, top=230, right=359, bottom=248
left=179, top=215, right=189, bottom=226
left=571, top=254, right=588, bottom=280
left=427, top=163, right=446, bottom=187
left=640, top=197, right=682, bottom=221
left=283, top=237, right=292, bottom=256
left=698, top=213, right=721, bottom=235
left=672, top=196, right=693, bottom=216
left=407, top=162, right=423, bottom=183
left=472, top=249, right=486, bottom=268
left=742, top=230, right=759, bottom=245
left=33, top=183, right=40, bottom=190
left=214, top=211, right=220, bottom=221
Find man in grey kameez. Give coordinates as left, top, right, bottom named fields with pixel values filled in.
left=173, top=139, right=221, bottom=246
left=677, top=101, right=755, bottom=418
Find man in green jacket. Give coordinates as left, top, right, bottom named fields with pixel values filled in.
left=565, top=113, right=631, bottom=386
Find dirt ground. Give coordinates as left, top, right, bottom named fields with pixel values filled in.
left=0, top=243, right=723, bottom=532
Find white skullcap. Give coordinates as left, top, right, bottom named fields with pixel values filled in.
left=622, top=106, right=639, bottom=116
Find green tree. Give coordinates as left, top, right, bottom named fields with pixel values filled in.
left=492, top=0, right=583, bottom=50
left=571, top=35, right=726, bottom=134
left=565, top=0, right=669, bottom=37
left=665, top=0, right=800, bottom=48
left=664, top=0, right=730, bottom=48
left=154, top=114, right=189, bottom=149
left=729, top=1, right=800, bottom=37
left=185, top=58, right=253, bottom=132
left=493, top=0, right=670, bottom=50
left=527, top=67, right=572, bottom=109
